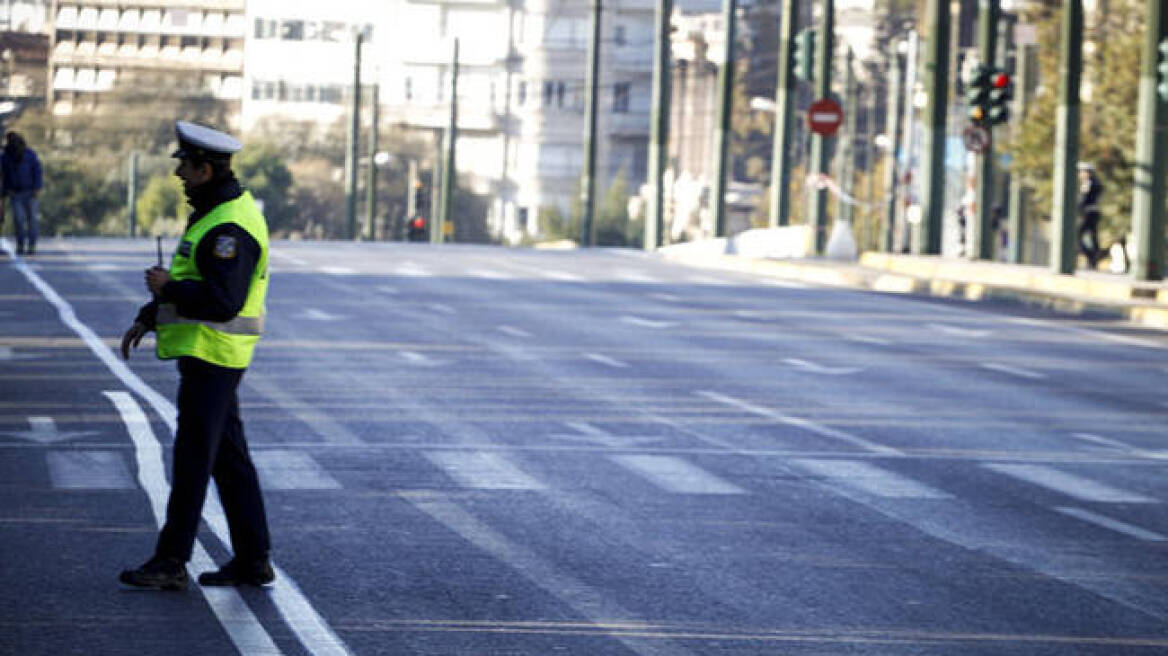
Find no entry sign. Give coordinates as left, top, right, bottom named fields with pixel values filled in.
left=807, top=98, right=844, bottom=137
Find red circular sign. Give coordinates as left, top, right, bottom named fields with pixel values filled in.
left=807, top=98, right=844, bottom=136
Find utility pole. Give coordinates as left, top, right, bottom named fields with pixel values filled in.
left=711, top=0, right=738, bottom=237
left=580, top=0, right=602, bottom=247
left=1131, top=0, right=1168, bottom=281
left=406, top=159, right=418, bottom=241
left=769, top=0, right=799, bottom=227
left=918, top=0, right=950, bottom=255
left=437, top=38, right=459, bottom=244
left=883, top=46, right=905, bottom=252
left=645, top=0, right=672, bottom=251
left=345, top=32, right=363, bottom=241
left=1006, top=43, right=1036, bottom=264
left=896, top=30, right=918, bottom=253
left=808, top=0, right=835, bottom=254
left=970, top=1, right=996, bottom=259
left=366, top=83, right=379, bottom=241
left=127, top=151, right=138, bottom=238
left=836, top=48, right=857, bottom=225
left=1049, top=0, right=1081, bottom=274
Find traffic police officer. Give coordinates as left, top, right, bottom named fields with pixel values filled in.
left=119, top=121, right=274, bottom=590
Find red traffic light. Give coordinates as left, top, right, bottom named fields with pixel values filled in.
left=410, top=217, right=426, bottom=229
left=992, top=72, right=1010, bottom=88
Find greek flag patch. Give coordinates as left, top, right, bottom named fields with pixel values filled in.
left=213, top=235, right=237, bottom=259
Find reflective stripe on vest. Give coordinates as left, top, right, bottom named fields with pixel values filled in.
left=156, top=191, right=269, bottom=369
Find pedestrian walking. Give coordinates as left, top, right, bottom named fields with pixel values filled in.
left=118, top=121, right=274, bottom=591
left=1077, top=162, right=1103, bottom=269
left=1, top=131, right=43, bottom=256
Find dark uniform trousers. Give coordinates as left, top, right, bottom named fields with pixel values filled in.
left=155, top=356, right=270, bottom=563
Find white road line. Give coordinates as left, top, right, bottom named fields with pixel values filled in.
left=319, top=266, right=357, bottom=276
left=1072, top=432, right=1137, bottom=452
left=841, top=334, right=893, bottom=346
left=400, top=350, right=441, bottom=366
left=929, top=323, right=992, bottom=338
left=535, top=269, right=582, bottom=281
left=650, top=292, right=682, bottom=302
left=1006, top=316, right=1163, bottom=350
left=758, top=278, right=810, bottom=288
left=408, top=498, right=695, bottom=656
left=105, top=392, right=283, bottom=655
left=47, top=450, right=135, bottom=489
left=615, top=269, right=659, bottom=283
left=427, top=303, right=457, bottom=315
left=1054, top=507, right=1168, bottom=541
left=426, top=451, right=545, bottom=490
left=253, top=450, right=342, bottom=490
left=467, top=268, right=513, bottom=279
left=497, top=325, right=532, bottom=338
left=4, top=238, right=348, bottom=656
left=793, top=459, right=951, bottom=499
left=584, top=353, right=629, bottom=369
left=302, top=308, right=343, bottom=321
left=980, top=362, right=1046, bottom=380
left=620, top=315, right=678, bottom=329
left=783, top=358, right=863, bottom=375
left=985, top=463, right=1157, bottom=504
left=611, top=455, right=745, bottom=495
left=697, top=391, right=901, bottom=455
left=393, top=265, right=432, bottom=277
left=271, top=251, right=309, bottom=266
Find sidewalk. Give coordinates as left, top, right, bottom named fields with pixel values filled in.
left=657, top=246, right=1168, bottom=330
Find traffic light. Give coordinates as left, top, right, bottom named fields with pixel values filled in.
left=964, top=63, right=990, bottom=126
left=794, top=28, right=816, bottom=82
left=989, top=70, right=1012, bottom=125
left=1158, top=37, right=1168, bottom=102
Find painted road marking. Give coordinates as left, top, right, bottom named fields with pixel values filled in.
left=302, top=308, right=343, bottom=321
left=985, top=463, right=1157, bottom=504
left=611, top=455, right=746, bottom=495
left=253, top=450, right=342, bottom=490
left=1055, top=507, right=1168, bottom=542
left=793, top=459, right=952, bottom=499
left=394, top=265, right=432, bottom=277
left=554, top=422, right=664, bottom=448
left=400, top=350, right=442, bottom=366
left=538, top=269, right=583, bottom=281
left=650, top=293, right=682, bottom=302
left=980, top=362, right=1046, bottom=380
left=841, top=334, right=893, bottom=346
left=47, top=450, right=134, bottom=489
left=467, top=268, right=513, bottom=279
left=783, top=358, right=863, bottom=375
left=0, top=416, right=97, bottom=444
left=758, top=278, right=810, bottom=288
left=319, top=266, right=357, bottom=276
left=498, top=325, right=532, bottom=338
left=1072, top=432, right=1139, bottom=453
left=698, top=391, right=901, bottom=456
left=615, top=269, right=660, bottom=283
left=621, top=315, right=678, bottom=329
left=585, top=352, right=629, bottom=368
left=6, top=235, right=349, bottom=656
left=427, top=302, right=457, bottom=315
left=929, top=323, right=992, bottom=339
left=426, top=451, right=545, bottom=490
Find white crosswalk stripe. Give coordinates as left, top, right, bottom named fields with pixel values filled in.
left=611, top=455, right=746, bottom=495
left=985, top=463, right=1157, bottom=504
left=426, top=451, right=546, bottom=490
left=793, top=459, right=952, bottom=499
left=253, top=450, right=342, bottom=490
left=47, top=450, right=134, bottom=489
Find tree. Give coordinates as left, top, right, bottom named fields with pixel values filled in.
left=134, top=175, right=185, bottom=236
left=235, top=142, right=294, bottom=235
left=596, top=168, right=640, bottom=247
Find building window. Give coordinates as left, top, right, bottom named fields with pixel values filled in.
left=280, top=20, right=304, bottom=40
left=517, top=81, right=526, bottom=106
left=556, top=81, right=565, bottom=107
left=542, top=80, right=554, bottom=106
left=404, top=76, right=413, bottom=101
left=614, top=25, right=626, bottom=46
left=613, top=82, right=630, bottom=113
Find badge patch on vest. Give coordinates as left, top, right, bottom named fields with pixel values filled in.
left=213, top=235, right=237, bottom=259
left=177, top=240, right=193, bottom=257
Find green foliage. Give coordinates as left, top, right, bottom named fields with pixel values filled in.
left=536, top=205, right=573, bottom=241
left=596, top=168, right=641, bottom=247
left=235, top=142, right=294, bottom=234
left=38, top=157, right=124, bottom=236
left=134, top=175, right=185, bottom=237
left=1003, top=1, right=1140, bottom=246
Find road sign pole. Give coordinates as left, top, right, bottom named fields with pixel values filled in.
left=645, top=0, right=672, bottom=251
left=883, top=48, right=905, bottom=253
left=1050, top=0, right=1082, bottom=274
left=918, top=0, right=950, bottom=255
left=972, top=0, right=997, bottom=260
left=1131, top=0, right=1168, bottom=281
left=807, top=0, right=834, bottom=255
left=711, top=0, right=738, bottom=238
left=345, top=33, right=363, bottom=241
left=769, top=0, right=800, bottom=228
left=1006, top=43, right=1036, bottom=264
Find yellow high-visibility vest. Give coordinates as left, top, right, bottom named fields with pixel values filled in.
left=156, top=191, right=269, bottom=369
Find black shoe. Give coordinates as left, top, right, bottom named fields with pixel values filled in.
left=198, top=558, right=275, bottom=587
left=119, top=556, right=189, bottom=591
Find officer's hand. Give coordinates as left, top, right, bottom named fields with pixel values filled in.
left=120, top=322, right=148, bottom=360
left=145, top=266, right=170, bottom=296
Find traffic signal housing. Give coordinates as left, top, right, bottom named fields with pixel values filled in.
left=1158, top=37, right=1168, bottom=102
left=989, top=70, right=1012, bottom=125
left=964, top=63, right=990, bottom=126
left=794, top=28, right=816, bottom=82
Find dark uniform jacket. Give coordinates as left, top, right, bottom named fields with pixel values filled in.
left=136, top=174, right=262, bottom=330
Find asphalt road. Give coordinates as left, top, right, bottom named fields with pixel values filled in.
left=3, top=237, right=1168, bottom=655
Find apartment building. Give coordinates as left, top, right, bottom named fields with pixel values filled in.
left=46, top=0, right=246, bottom=118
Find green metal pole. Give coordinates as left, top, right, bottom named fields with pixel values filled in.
left=646, top=0, right=672, bottom=251
left=836, top=48, right=856, bottom=226
left=127, top=151, right=138, bottom=238
left=580, top=0, right=602, bottom=247
left=972, top=0, right=997, bottom=259
left=808, top=0, right=834, bottom=254
left=769, top=0, right=799, bottom=228
left=1050, top=0, right=1081, bottom=274
left=1131, top=0, right=1168, bottom=281
left=439, top=38, right=459, bottom=244
left=366, top=83, right=379, bottom=241
left=918, top=0, right=950, bottom=255
left=711, top=0, right=738, bottom=237
left=1006, top=43, right=1036, bottom=264
left=345, top=33, right=362, bottom=241
left=883, top=49, right=904, bottom=252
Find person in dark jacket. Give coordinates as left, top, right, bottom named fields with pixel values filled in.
left=1, top=131, right=43, bottom=255
left=1077, top=162, right=1103, bottom=269
left=118, top=121, right=274, bottom=591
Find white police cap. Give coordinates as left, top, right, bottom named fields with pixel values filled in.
left=171, top=121, right=242, bottom=160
